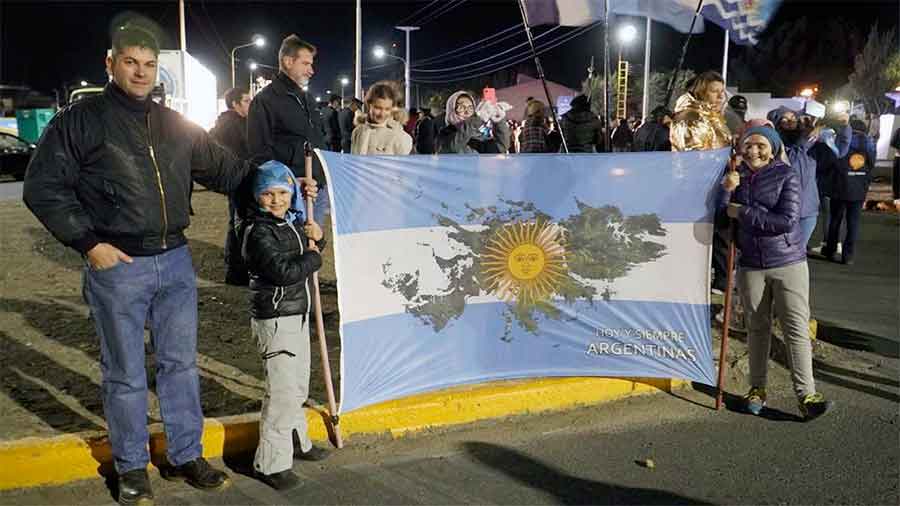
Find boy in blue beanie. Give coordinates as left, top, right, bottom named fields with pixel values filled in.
left=242, top=160, right=329, bottom=490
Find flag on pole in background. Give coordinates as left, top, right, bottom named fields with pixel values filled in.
left=524, top=0, right=782, bottom=45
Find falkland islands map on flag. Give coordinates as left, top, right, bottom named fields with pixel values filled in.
left=318, top=149, right=729, bottom=413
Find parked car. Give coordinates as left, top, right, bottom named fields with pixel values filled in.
left=0, top=131, right=35, bottom=180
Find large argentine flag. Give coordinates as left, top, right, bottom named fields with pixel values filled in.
left=319, top=149, right=729, bottom=414
left=525, top=0, right=782, bottom=45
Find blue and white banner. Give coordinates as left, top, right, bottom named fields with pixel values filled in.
left=319, top=149, right=730, bottom=414
left=525, top=0, right=781, bottom=45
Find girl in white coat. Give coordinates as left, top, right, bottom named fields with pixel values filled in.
left=351, top=81, right=413, bottom=155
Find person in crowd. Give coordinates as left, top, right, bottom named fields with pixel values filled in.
left=242, top=161, right=329, bottom=491
left=724, top=95, right=748, bottom=138
left=670, top=70, right=731, bottom=151
left=632, top=106, right=672, bottom=152
left=767, top=106, right=844, bottom=248
left=210, top=87, right=252, bottom=286
left=21, top=25, right=299, bottom=505
left=405, top=107, right=419, bottom=138
left=351, top=81, right=413, bottom=155
left=719, top=125, right=831, bottom=421
left=822, top=119, right=876, bottom=265
left=546, top=115, right=563, bottom=153
left=321, top=94, right=342, bottom=152
left=808, top=113, right=851, bottom=254
left=558, top=94, right=601, bottom=153
left=611, top=118, right=634, bottom=152
left=436, top=90, right=510, bottom=154
left=891, top=126, right=900, bottom=202
left=519, top=100, right=549, bottom=153
left=249, top=34, right=329, bottom=223
left=415, top=106, right=440, bottom=154
left=339, top=97, right=362, bottom=153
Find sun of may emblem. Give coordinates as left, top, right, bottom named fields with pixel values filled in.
left=481, top=221, right=567, bottom=305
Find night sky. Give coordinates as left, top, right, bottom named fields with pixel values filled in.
left=1, top=0, right=897, bottom=103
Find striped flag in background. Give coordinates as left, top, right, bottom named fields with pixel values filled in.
left=524, top=0, right=782, bottom=45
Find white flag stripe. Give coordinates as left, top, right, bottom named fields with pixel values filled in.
left=334, top=223, right=712, bottom=325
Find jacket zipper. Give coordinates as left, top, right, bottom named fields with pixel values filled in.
left=285, top=220, right=312, bottom=315
left=146, top=114, right=168, bottom=249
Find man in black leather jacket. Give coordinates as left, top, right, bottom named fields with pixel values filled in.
left=22, top=25, right=304, bottom=506
left=248, top=34, right=329, bottom=222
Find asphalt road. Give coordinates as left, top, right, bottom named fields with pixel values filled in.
left=2, top=371, right=896, bottom=505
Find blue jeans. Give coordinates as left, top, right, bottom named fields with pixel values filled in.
left=82, top=245, right=203, bottom=473
left=799, top=216, right=817, bottom=249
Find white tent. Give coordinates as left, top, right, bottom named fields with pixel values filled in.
left=495, top=75, right=580, bottom=119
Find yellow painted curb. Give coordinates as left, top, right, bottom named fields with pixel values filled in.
left=0, top=376, right=683, bottom=491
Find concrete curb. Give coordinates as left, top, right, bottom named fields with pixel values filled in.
left=0, top=376, right=684, bottom=491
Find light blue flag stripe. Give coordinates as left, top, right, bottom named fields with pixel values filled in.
left=319, top=149, right=730, bottom=236
left=339, top=299, right=715, bottom=414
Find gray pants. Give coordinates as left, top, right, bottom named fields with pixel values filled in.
left=251, top=314, right=313, bottom=475
left=738, top=261, right=816, bottom=400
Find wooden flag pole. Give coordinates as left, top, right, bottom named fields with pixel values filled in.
left=517, top=0, right=570, bottom=153
left=663, top=0, right=705, bottom=108
left=304, top=142, right=343, bottom=448
left=715, top=222, right=736, bottom=411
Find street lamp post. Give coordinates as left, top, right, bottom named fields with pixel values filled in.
left=616, top=24, right=637, bottom=120
left=395, top=26, right=419, bottom=109
left=373, top=44, right=411, bottom=108
left=340, top=77, right=350, bottom=103
left=231, top=35, right=265, bottom=88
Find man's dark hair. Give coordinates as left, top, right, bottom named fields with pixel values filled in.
left=570, top=94, right=590, bottom=112
left=224, top=88, right=248, bottom=110
left=112, top=24, right=160, bottom=56
left=279, top=34, right=317, bottom=69
left=650, top=106, right=672, bottom=123
left=328, top=94, right=341, bottom=105
left=409, top=107, right=418, bottom=115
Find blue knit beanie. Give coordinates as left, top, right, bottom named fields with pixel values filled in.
left=253, top=160, right=304, bottom=219
left=741, top=125, right=783, bottom=156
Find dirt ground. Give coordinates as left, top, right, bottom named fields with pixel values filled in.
left=0, top=186, right=892, bottom=442
left=0, top=188, right=340, bottom=440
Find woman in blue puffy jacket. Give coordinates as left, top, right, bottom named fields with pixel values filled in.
left=719, top=125, right=831, bottom=421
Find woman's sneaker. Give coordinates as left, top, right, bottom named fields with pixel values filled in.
left=799, top=393, right=833, bottom=421
left=743, top=387, right=767, bottom=415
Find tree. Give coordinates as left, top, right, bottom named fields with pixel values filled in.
left=847, top=25, right=898, bottom=116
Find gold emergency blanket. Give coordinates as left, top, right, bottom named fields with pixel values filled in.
left=670, top=93, right=732, bottom=151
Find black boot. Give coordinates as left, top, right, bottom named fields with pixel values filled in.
left=255, top=469, right=302, bottom=491
left=117, top=468, right=153, bottom=506
left=161, top=457, right=230, bottom=490
left=292, top=429, right=329, bottom=461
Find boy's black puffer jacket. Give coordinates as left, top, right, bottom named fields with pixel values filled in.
left=242, top=211, right=323, bottom=319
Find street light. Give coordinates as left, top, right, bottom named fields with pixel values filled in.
left=340, top=76, right=350, bottom=102
left=231, top=34, right=265, bottom=88
left=615, top=24, right=637, bottom=119
left=372, top=26, right=419, bottom=108
left=80, top=80, right=88, bottom=87
left=617, top=25, right=638, bottom=45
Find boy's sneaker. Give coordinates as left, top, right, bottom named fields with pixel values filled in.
left=294, top=445, right=330, bottom=461
left=743, top=387, right=767, bottom=415
left=160, top=457, right=230, bottom=490
left=255, top=469, right=301, bottom=491
left=799, top=393, right=832, bottom=421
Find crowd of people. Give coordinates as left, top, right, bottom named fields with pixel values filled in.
left=20, top=25, right=891, bottom=505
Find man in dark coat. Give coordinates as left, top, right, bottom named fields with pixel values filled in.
left=321, top=94, right=342, bottom=152
left=248, top=34, right=329, bottom=222
left=632, top=106, right=672, bottom=152
left=338, top=97, right=361, bottom=153
left=210, top=87, right=252, bottom=285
